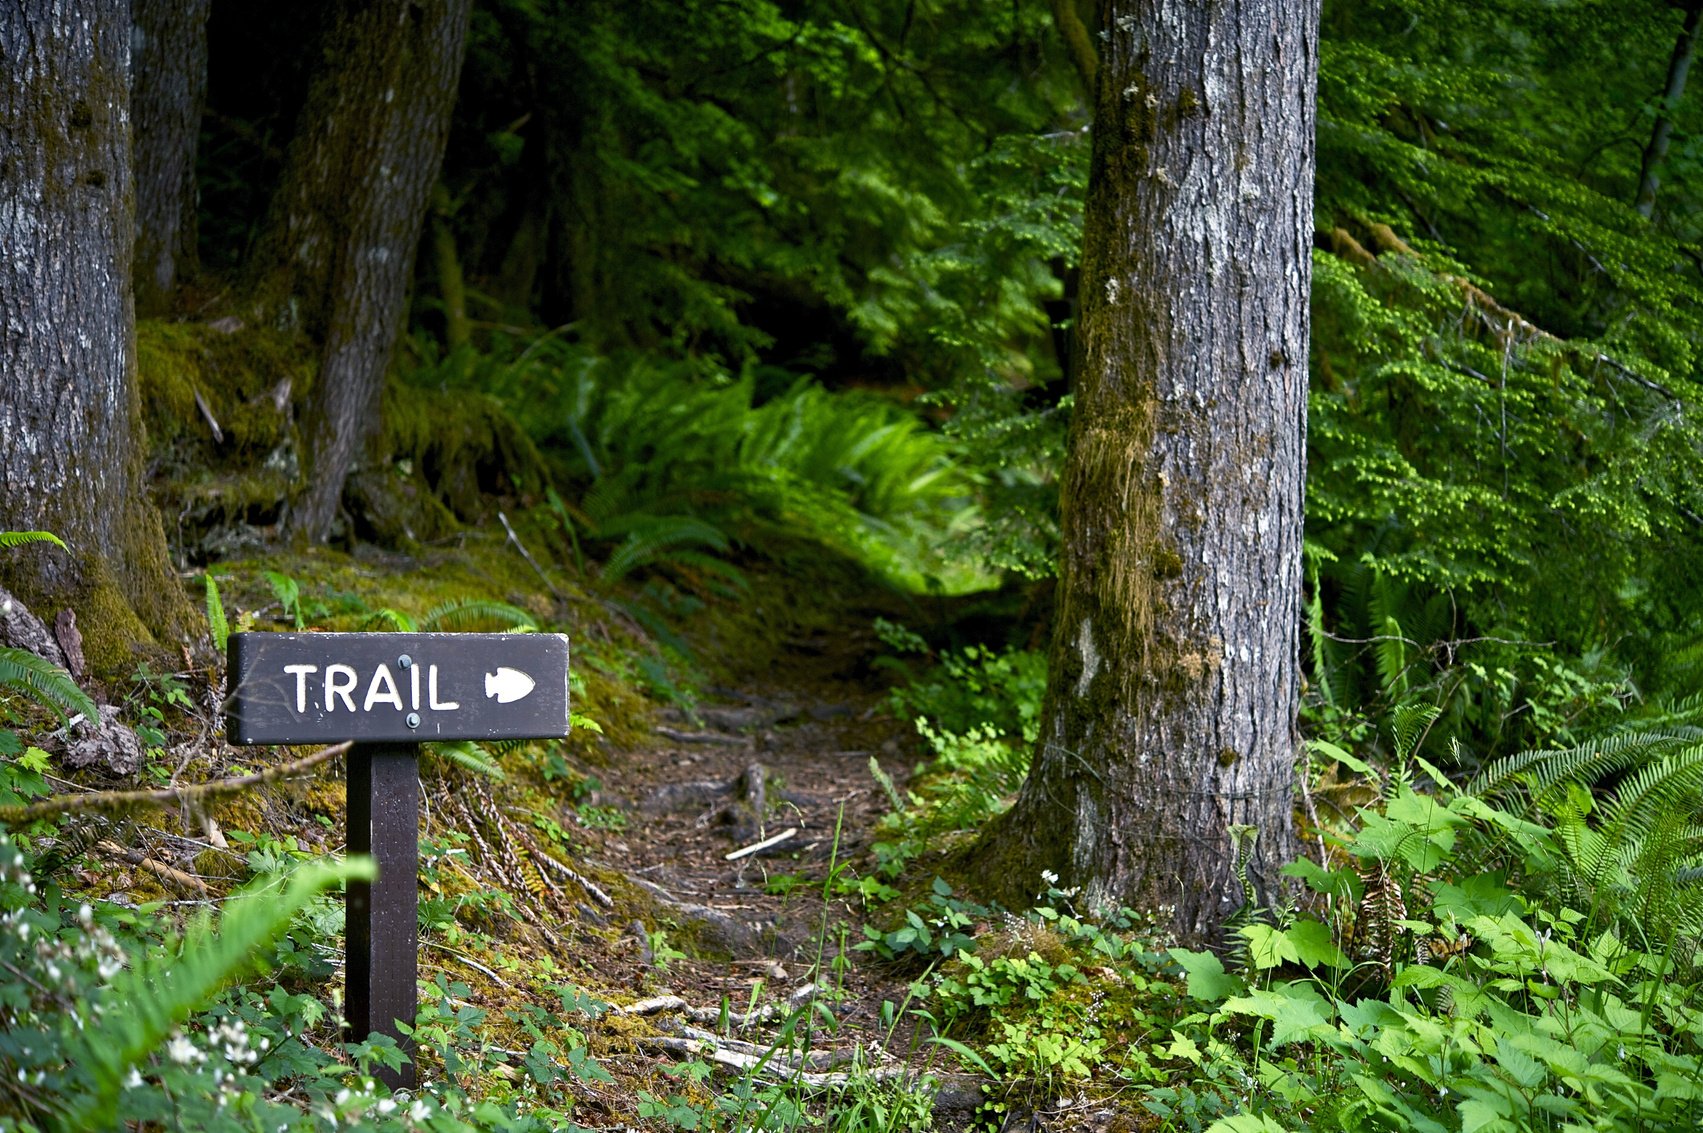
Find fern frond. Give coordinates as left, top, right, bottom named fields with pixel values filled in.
left=426, top=740, right=506, bottom=780
left=418, top=598, right=536, bottom=633
left=64, top=857, right=372, bottom=1129
left=598, top=515, right=730, bottom=586
left=1471, top=728, right=1702, bottom=802
left=1374, top=615, right=1413, bottom=698
left=360, top=608, right=419, bottom=632
left=1306, top=556, right=1340, bottom=708
left=0, top=646, right=96, bottom=722
left=203, top=574, right=229, bottom=654
left=662, top=549, right=751, bottom=595
left=1390, top=702, right=1441, bottom=764
left=0, top=531, right=66, bottom=551
left=1594, top=744, right=1703, bottom=847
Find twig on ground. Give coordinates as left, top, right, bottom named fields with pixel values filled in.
left=497, top=510, right=568, bottom=604
left=725, top=827, right=797, bottom=861
left=656, top=727, right=748, bottom=746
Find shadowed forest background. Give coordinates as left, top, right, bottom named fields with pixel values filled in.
left=1, top=0, right=1703, bottom=1130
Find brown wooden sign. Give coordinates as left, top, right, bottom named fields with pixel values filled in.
left=226, top=631, right=571, bottom=744
left=223, top=630, right=572, bottom=1091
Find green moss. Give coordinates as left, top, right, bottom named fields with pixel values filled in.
left=1150, top=543, right=1184, bottom=580
left=76, top=560, right=162, bottom=677
left=378, top=384, right=551, bottom=525
left=136, top=320, right=310, bottom=455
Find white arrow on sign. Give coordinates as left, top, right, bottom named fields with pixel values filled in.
left=485, top=667, right=536, bottom=704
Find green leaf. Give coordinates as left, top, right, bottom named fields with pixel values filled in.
left=1205, top=1115, right=1289, bottom=1133
left=419, top=598, right=537, bottom=633
left=1242, top=923, right=1301, bottom=970
left=1282, top=856, right=1360, bottom=900
left=1169, top=947, right=1241, bottom=1002
left=1429, top=873, right=1521, bottom=921
left=1491, top=1039, right=1547, bottom=1089
left=1285, top=919, right=1352, bottom=970
left=1220, top=983, right=1336, bottom=1046
left=1309, top=738, right=1371, bottom=774
left=927, top=1034, right=996, bottom=1078
left=64, top=857, right=374, bottom=1128
left=1458, top=1096, right=1516, bottom=1133
left=427, top=740, right=506, bottom=780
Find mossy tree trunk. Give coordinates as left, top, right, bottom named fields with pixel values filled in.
left=0, top=0, right=197, bottom=673
left=1636, top=0, right=1703, bottom=219
left=249, top=0, right=473, bottom=543
left=974, top=0, right=1317, bottom=942
left=130, top=0, right=209, bottom=315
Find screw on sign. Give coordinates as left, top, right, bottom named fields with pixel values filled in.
left=225, top=632, right=572, bottom=1089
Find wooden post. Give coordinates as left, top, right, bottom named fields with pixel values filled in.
left=345, top=743, right=419, bottom=1089
left=224, top=631, right=572, bottom=1094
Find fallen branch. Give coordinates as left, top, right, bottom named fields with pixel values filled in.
left=637, top=1036, right=923, bottom=1089
left=96, top=839, right=208, bottom=896
left=621, top=994, right=691, bottom=1016
left=532, top=851, right=614, bottom=907
left=0, top=742, right=352, bottom=826
left=424, top=940, right=514, bottom=989
left=617, top=982, right=825, bottom=1027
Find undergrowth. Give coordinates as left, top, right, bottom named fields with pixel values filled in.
left=407, top=341, right=994, bottom=597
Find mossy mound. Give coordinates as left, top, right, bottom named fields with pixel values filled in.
left=136, top=320, right=554, bottom=560
left=351, top=384, right=552, bottom=546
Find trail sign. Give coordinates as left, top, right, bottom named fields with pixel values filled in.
left=226, top=632, right=571, bottom=744
left=223, top=630, right=572, bottom=1091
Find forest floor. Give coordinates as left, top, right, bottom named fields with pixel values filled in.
left=52, top=541, right=1052, bottom=1127
left=195, top=542, right=1029, bottom=1129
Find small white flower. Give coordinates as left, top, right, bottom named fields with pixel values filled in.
left=166, top=1034, right=203, bottom=1065
left=124, top=1067, right=143, bottom=1089
left=376, top=1098, right=397, bottom=1116
left=409, top=1099, right=432, bottom=1122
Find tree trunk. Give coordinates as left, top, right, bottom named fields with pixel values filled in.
left=0, top=0, right=196, bottom=673
left=1636, top=0, right=1703, bottom=219
left=1050, top=0, right=1098, bottom=97
left=974, top=0, right=1318, bottom=943
left=251, top=0, right=473, bottom=543
left=432, top=183, right=471, bottom=351
left=130, top=0, right=209, bottom=314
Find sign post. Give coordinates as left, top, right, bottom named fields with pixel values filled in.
left=225, top=632, right=571, bottom=1089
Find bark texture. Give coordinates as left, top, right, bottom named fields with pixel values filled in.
left=130, top=0, right=208, bottom=313
left=0, top=0, right=195, bottom=669
left=251, top=0, right=472, bottom=542
left=978, top=0, right=1318, bottom=942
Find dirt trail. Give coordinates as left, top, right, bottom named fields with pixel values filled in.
left=598, top=622, right=907, bottom=977
left=577, top=620, right=983, bottom=1108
